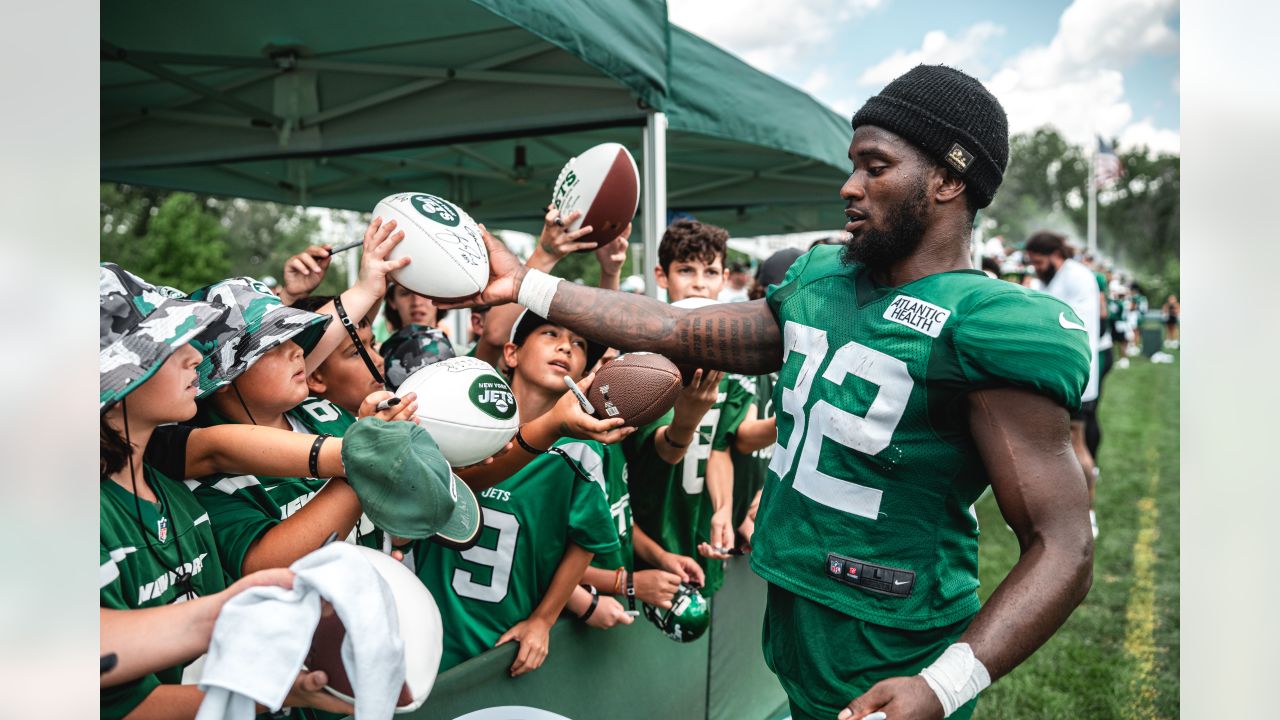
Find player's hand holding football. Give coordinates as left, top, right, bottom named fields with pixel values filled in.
left=495, top=616, right=552, bottom=677
left=280, top=245, right=333, bottom=304
left=839, top=675, right=944, bottom=720
left=633, top=569, right=683, bottom=609
left=547, top=373, right=635, bottom=445
left=594, top=223, right=631, bottom=278
left=352, top=216, right=410, bottom=303
left=533, top=207, right=595, bottom=262
left=435, top=224, right=525, bottom=310
left=357, top=390, right=420, bottom=424
left=284, top=669, right=356, bottom=715
left=585, top=595, right=634, bottom=629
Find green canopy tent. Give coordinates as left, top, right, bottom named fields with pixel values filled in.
left=102, top=1, right=852, bottom=293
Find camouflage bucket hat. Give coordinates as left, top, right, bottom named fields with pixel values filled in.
left=188, top=277, right=331, bottom=396
left=380, top=324, right=457, bottom=391
left=99, top=263, right=232, bottom=413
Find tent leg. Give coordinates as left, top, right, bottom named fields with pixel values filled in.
left=642, top=111, right=667, bottom=299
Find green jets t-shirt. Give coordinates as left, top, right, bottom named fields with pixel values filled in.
left=754, top=245, right=1090, bottom=630
left=189, top=397, right=356, bottom=578
left=590, top=443, right=634, bottom=573
left=100, top=468, right=228, bottom=719
left=624, top=375, right=753, bottom=595
left=410, top=438, right=619, bottom=672
left=729, top=373, right=775, bottom=527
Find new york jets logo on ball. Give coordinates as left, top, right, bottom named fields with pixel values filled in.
left=410, top=194, right=461, bottom=228
left=470, top=378, right=516, bottom=420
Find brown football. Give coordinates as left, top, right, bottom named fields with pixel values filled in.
left=587, top=352, right=682, bottom=428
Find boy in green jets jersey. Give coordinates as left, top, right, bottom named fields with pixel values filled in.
left=451, top=64, right=1095, bottom=720
left=395, top=310, right=622, bottom=675
left=99, top=264, right=350, bottom=720
left=622, top=221, right=753, bottom=596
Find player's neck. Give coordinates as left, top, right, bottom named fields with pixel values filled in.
left=870, top=226, right=974, bottom=287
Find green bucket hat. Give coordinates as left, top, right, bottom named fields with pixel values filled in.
left=100, top=263, right=234, bottom=413
left=188, top=277, right=331, bottom=396
left=380, top=324, right=457, bottom=391
left=341, top=417, right=483, bottom=548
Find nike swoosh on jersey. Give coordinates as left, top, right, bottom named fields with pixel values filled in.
left=1059, top=312, right=1088, bottom=332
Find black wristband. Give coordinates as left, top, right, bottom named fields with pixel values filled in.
left=333, top=295, right=386, bottom=386
left=625, top=570, right=637, bottom=614
left=664, top=428, right=691, bottom=449
left=579, top=584, right=599, bottom=621
left=309, top=434, right=331, bottom=478
left=515, top=427, right=548, bottom=455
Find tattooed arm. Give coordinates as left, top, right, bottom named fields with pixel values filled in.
left=441, top=227, right=784, bottom=375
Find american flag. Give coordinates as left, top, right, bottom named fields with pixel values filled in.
left=1094, top=136, right=1123, bottom=188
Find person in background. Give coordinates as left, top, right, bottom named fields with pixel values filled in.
left=718, top=260, right=753, bottom=302
left=1023, top=231, right=1101, bottom=539
left=1162, top=294, right=1179, bottom=348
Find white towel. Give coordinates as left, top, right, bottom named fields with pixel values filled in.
left=196, top=543, right=406, bottom=720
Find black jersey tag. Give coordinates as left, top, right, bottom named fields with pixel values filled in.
left=826, top=553, right=915, bottom=598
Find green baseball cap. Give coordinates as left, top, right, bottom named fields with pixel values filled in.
left=341, top=417, right=482, bottom=548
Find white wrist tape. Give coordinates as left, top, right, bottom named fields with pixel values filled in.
left=918, top=643, right=991, bottom=717
left=516, top=268, right=562, bottom=318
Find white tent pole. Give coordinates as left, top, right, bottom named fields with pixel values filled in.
left=641, top=111, right=668, bottom=298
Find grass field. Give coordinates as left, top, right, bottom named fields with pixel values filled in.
left=973, top=350, right=1180, bottom=719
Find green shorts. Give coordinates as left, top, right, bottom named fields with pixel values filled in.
left=761, top=583, right=977, bottom=720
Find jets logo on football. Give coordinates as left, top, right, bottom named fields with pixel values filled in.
left=469, top=377, right=516, bottom=420
left=408, top=193, right=461, bottom=228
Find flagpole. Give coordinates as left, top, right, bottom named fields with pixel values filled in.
left=1087, top=141, right=1098, bottom=255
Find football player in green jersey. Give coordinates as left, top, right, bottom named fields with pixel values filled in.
left=395, top=310, right=622, bottom=676
left=445, top=64, right=1095, bottom=720
left=99, top=264, right=352, bottom=719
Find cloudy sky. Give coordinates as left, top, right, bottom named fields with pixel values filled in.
left=669, top=0, right=1179, bottom=154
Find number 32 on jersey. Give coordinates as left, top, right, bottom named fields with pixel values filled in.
left=767, top=321, right=913, bottom=520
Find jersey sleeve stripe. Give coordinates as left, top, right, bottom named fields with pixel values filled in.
left=211, top=475, right=261, bottom=494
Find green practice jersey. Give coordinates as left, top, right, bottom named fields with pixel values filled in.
left=410, top=437, right=619, bottom=672
left=729, top=373, right=775, bottom=527
left=189, top=397, right=356, bottom=578
left=754, top=245, right=1090, bottom=630
left=624, top=375, right=753, bottom=595
left=590, top=443, right=634, bottom=572
left=100, top=467, right=228, bottom=719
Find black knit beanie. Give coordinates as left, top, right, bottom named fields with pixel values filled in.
left=851, top=64, right=1009, bottom=209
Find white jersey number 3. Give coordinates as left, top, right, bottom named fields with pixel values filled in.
left=767, top=321, right=912, bottom=519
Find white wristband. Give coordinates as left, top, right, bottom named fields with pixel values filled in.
left=918, top=643, right=991, bottom=717
left=516, top=268, right=562, bottom=318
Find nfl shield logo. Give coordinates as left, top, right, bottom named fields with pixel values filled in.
left=829, top=557, right=843, bottom=575
left=157, top=517, right=168, bottom=543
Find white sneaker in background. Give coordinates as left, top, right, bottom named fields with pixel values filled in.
left=1090, top=510, right=1099, bottom=539
left=1117, top=357, right=1130, bottom=369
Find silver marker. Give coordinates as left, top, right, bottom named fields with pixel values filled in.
left=563, top=375, right=595, bottom=415
left=375, top=397, right=402, bottom=412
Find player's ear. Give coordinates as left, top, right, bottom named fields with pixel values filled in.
left=654, top=265, right=669, bottom=289
left=934, top=166, right=967, bottom=206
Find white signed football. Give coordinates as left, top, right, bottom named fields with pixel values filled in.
left=394, top=356, right=519, bottom=466
left=374, top=192, right=489, bottom=300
